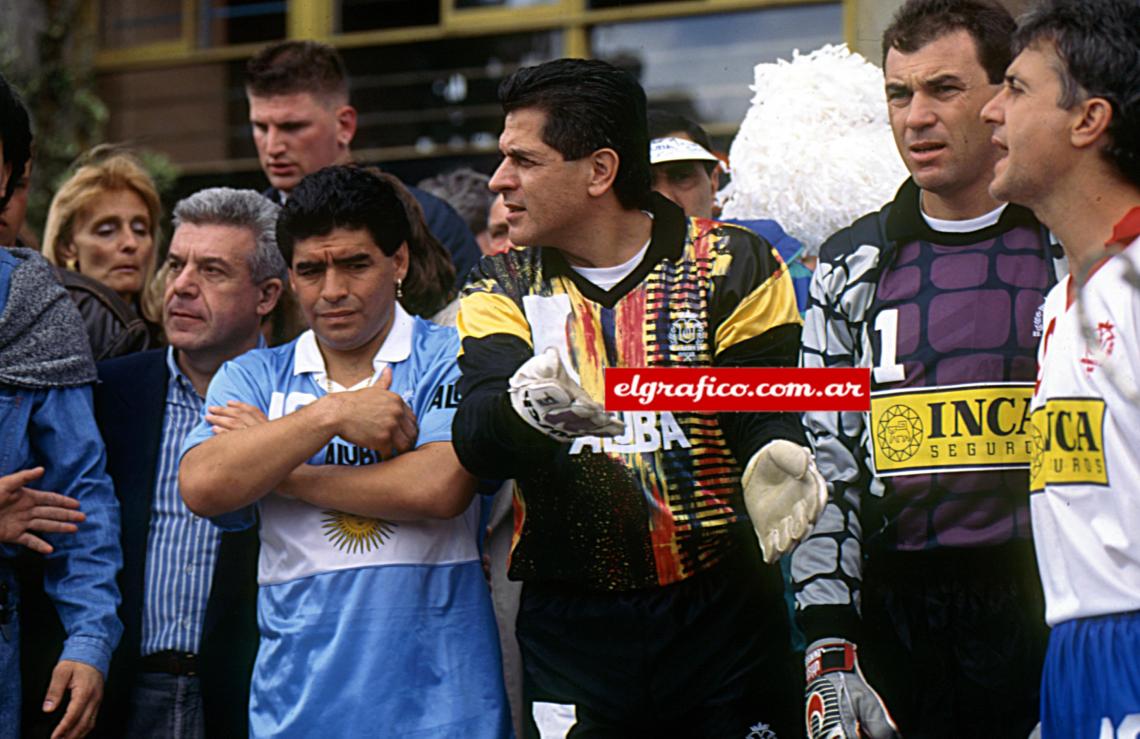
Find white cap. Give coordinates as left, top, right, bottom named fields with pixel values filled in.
left=650, top=136, right=720, bottom=165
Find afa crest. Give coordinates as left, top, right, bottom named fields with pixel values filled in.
left=667, top=311, right=707, bottom=356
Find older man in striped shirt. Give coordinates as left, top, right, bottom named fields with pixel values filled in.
left=91, top=188, right=286, bottom=738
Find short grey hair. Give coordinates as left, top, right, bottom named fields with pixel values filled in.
left=172, top=187, right=287, bottom=284
left=416, top=168, right=493, bottom=235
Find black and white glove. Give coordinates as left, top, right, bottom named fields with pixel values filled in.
left=741, top=439, right=828, bottom=563
left=805, top=639, right=899, bottom=739
left=508, top=347, right=625, bottom=442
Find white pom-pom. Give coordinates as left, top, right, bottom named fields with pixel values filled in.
left=720, top=44, right=908, bottom=256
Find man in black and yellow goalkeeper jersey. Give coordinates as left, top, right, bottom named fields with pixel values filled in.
left=453, top=57, right=825, bottom=738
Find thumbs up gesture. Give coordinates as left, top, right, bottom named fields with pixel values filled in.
left=330, top=366, right=419, bottom=458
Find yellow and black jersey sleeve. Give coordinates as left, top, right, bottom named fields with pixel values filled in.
left=708, top=221, right=802, bottom=355
left=456, top=248, right=534, bottom=352
left=706, top=223, right=806, bottom=462
left=453, top=250, right=560, bottom=480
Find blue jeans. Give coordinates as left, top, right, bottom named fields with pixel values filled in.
left=125, top=671, right=205, bottom=739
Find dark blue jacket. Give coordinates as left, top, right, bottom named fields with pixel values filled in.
left=92, top=350, right=259, bottom=738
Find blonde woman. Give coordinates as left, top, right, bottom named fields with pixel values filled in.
left=43, top=148, right=162, bottom=356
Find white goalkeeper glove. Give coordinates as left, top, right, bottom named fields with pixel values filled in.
left=509, top=347, right=625, bottom=442
left=805, top=639, right=899, bottom=739
left=741, top=439, right=828, bottom=563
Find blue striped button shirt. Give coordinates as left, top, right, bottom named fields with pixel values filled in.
left=139, top=348, right=224, bottom=656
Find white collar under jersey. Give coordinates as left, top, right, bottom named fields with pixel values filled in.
left=293, top=302, right=415, bottom=392
left=921, top=202, right=1007, bottom=233
left=570, top=238, right=651, bottom=291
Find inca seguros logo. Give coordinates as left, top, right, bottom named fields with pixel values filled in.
left=869, top=384, right=1036, bottom=475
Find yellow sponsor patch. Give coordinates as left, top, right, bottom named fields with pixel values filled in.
left=869, top=383, right=1035, bottom=476
left=1028, top=398, right=1108, bottom=492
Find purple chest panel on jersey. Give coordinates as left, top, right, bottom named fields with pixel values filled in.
left=867, top=225, right=1051, bottom=552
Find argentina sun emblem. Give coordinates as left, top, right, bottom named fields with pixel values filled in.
left=321, top=511, right=397, bottom=554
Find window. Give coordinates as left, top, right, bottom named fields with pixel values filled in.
left=198, top=0, right=286, bottom=46
left=100, top=0, right=183, bottom=49
left=223, top=31, right=562, bottom=160
left=454, top=0, right=560, bottom=8
left=338, top=0, right=440, bottom=32
left=588, top=0, right=686, bottom=7
left=591, top=4, right=843, bottom=127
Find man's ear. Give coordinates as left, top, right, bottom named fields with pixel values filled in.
left=257, top=278, right=284, bottom=317
left=710, top=166, right=722, bottom=218
left=336, top=105, right=358, bottom=149
left=393, top=241, right=409, bottom=282
left=586, top=148, right=620, bottom=199
left=1071, top=96, right=1113, bottom=151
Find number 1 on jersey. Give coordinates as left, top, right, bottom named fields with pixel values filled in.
left=873, top=308, right=906, bottom=383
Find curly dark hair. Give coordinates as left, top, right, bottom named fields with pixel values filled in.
left=276, top=165, right=454, bottom=317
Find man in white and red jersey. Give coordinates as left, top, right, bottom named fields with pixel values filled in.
left=982, top=1, right=1140, bottom=736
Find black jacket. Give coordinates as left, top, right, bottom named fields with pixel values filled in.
left=93, top=350, right=258, bottom=737
left=55, top=268, right=155, bottom=361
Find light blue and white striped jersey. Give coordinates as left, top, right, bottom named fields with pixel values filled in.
left=182, top=306, right=509, bottom=738
left=140, top=348, right=222, bottom=656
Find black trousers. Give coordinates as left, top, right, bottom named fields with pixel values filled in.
left=516, top=536, right=803, bottom=739
left=859, top=543, right=1049, bottom=739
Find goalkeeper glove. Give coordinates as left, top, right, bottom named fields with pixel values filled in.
left=742, top=439, right=827, bottom=563
left=805, top=639, right=899, bottom=739
left=509, top=348, right=625, bottom=442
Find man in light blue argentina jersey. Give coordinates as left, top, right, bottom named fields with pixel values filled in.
left=179, top=166, right=509, bottom=738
